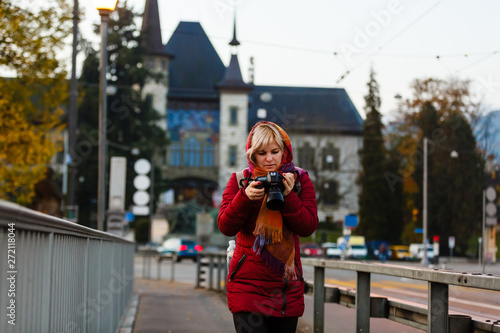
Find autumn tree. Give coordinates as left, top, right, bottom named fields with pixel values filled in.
left=395, top=78, right=484, bottom=255
left=0, top=0, right=72, bottom=205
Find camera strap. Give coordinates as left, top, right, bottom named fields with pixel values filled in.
left=236, top=169, right=252, bottom=189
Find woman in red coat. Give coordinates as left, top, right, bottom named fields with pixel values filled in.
left=218, top=121, right=318, bottom=332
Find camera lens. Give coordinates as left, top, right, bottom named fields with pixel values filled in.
left=266, top=187, right=284, bottom=210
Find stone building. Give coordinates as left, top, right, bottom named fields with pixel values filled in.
left=141, top=0, right=364, bottom=224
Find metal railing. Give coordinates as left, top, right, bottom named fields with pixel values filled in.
left=195, top=251, right=227, bottom=291
left=302, top=258, right=500, bottom=333
left=0, top=200, right=135, bottom=333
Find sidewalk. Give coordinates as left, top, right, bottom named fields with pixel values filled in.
left=132, top=279, right=234, bottom=333
left=131, top=279, right=421, bottom=333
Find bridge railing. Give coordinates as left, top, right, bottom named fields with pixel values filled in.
left=0, top=200, right=135, bottom=333
left=302, top=258, right=500, bottom=333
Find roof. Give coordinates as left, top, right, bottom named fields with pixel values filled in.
left=248, top=86, right=364, bottom=134
left=165, top=22, right=226, bottom=100
left=141, top=0, right=172, bottom=57
left=217, top=54, right=253, bottom=91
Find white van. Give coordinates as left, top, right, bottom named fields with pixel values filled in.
left=409, top=243, right=434, bottom=260
left=337, top=236, right=368, bottom=259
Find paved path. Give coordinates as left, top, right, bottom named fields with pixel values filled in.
left=133, top=279, right=234, bottom=333
left=132, top=279, right=424, bottom=333
left=132, top=261, right=500, bottom=333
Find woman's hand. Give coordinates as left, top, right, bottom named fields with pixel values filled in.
left=282, top=172, right=295, bottom=197
left=245, top=180, right=266, bottom=201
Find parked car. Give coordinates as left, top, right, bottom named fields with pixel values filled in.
left=322, top=242, right=341, bottom=259
left=389, top=245, right=412, bottom=261
left=337, top=236, right=368, bottom=259
left=157, top=237, right=203, bottom=262
left=409, top=243, right=434, bottom=261
left=300, top=243, right=323, bottom=257
left=348, top=244, right=368, bottom=259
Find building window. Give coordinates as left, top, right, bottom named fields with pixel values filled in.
left=298, top=142, right=315, bottom=170
left=322, top=144, right=340, bottom=170
left=203, top=144, right=214, bottom=167
left=322, top=181, right=339, bottom=205
left=170, top=143, right=181, bottom=166
left=230, top=107, right=238, bottom=125
left=229, top=145, right=237, bottom=167
left=183, top=137, right=201, bottom=167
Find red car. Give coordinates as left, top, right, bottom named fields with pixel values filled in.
left=300, top=243, right=323, bottom=257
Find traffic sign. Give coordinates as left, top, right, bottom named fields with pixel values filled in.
left=448, top=236, right=455, bottom=249
left=414, top=228, right=423, bottom=234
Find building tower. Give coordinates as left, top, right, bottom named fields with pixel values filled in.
left=141, top=0, right=173, bottom=133
left=217, top=15, right=253, bottom=191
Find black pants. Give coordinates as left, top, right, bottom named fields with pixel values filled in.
left=233, top=312, right=298, bottom=333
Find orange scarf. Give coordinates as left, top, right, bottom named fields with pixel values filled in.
left=249, top=123, right=298, bottom=280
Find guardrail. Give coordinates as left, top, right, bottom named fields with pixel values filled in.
left=0, top=200, right=135, bottom=333
left=195, top=251, right=227, bottom=292
left=302, top=258, right=500, bottom=333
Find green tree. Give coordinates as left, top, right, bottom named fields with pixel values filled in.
left=357, top=68, right=402, bottom=243
left=0, top=0, right=72, bottom=205
left=75, top=2, right=168, bottom=228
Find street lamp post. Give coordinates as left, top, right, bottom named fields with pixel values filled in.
left=95, top=0, right=117, bottom=231
left=422, top=137, right=428, bottom=265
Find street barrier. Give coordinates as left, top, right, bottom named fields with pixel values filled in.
left=302, top=258, right=500, bottom=333
left=0, top=200, right=135, bottom=333
left=195, top=251, right=227, bottom=291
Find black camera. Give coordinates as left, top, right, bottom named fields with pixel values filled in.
left=254, top=171, right=285, bottom=211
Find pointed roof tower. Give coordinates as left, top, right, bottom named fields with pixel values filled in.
left=218, top=15, right=252, bottom=91
left=141, top=0, right=172, bottom=57
left=229, top=16, right=240, bottom=47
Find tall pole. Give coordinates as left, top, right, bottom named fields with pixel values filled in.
left=422, top=137, right=428, bottom=266
left=97, top=9, right=111, bottom=231
left=68, top=0, right=79, bottom=217
left=482, top=190, right=486, bottom=273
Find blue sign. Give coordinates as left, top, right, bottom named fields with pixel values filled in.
left=345, top=214, right=358, bottom=228
left=124, top=212, right=135, bottom=222
left=414, top=228, right=423, bottom=234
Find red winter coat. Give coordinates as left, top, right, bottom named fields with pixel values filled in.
left=218, top=171, right=318, bottom=317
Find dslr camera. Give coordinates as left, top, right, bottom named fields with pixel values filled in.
left=254, top=171, right=286, bottom=211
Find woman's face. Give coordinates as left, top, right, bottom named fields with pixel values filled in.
left=254, top=140, right=283, bottom=171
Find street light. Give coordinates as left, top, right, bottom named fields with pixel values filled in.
left=422, top=137, right=429, bottom=265
left=95, top=0, right=117, bottom=231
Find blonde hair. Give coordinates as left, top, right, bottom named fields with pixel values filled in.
left=246, top=123, right=284, bottom=165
